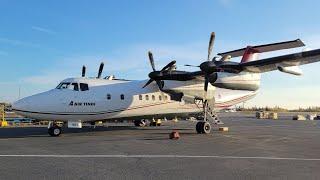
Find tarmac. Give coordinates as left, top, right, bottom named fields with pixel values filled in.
left=0, top=112, right=320, bottom=180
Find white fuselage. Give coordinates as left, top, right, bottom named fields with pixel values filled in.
left=12, top=72, right=260, bottom=122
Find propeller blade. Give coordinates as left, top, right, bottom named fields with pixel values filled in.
left=207, top=32, right=216, bottom=61
left=156, top=80, right=164, bottom=90
left=204, top=75, right=209, bottom=100
left=161, top=60, right=176, bottom=72
left=204, top=76, right=209, bottom=92
left=142, top=79, right=154, bottom=88
left=97, top=62, right=104, bottom=78
left=148, top=51, right=156, bottom=71
left=82, top=65, right=86, bottom=77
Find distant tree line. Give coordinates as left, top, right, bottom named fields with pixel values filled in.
left=236, top=106, right=320, bottom=112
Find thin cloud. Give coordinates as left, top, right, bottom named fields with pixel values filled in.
left=31, top=26, right=56, bottom=34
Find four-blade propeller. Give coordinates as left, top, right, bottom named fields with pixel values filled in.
left=142, top=51, right=176, bottom=90
left=185, top=32, right=219, bottom=98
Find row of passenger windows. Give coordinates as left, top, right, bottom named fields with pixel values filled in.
left=139, top=95, right=168, bottom=101
left=56, top=82, right=89, bottom=91
left=105, top=94, right=169, bottom=101
left=106, top=94, right=124, bottom=100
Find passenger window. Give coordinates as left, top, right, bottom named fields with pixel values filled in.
left=80, top=83, right=89, bottom=91
left=107, top=94, right=111, bottom=100
left=145, top=95, right=149, bottom=101
left=164, top=95, right=168, bottom=101
left=72, top=83, right=79, bottom=91
left=120, top=94, right=124, bottom=100
left=139, top=95, right=143, bottom=100
left=152, top=95, right=155, bottom=101
left=159, top=95, right=162, bottom=101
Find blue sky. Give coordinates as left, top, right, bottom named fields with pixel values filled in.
left=0, top=0, right=320, bottom=108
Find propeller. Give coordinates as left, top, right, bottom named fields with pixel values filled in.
left=201, top=32, right=216, bottom=98
left=82, top=65, right=86, bottom=77
left=183, top=32, right=219, bottom=120
left=142, top=51, right=176, bottom=90
left=97, top=62, right=104, bottom=78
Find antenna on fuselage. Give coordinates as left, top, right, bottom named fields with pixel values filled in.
left=82, top=66, right=86, bottom=77
left=97, top=62, right=104, bottom=78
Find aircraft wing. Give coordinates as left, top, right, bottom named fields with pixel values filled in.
left=240, top=48, right=320, bottom=73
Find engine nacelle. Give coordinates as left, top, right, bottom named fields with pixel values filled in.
left=277, top=65, right=303, bottom=76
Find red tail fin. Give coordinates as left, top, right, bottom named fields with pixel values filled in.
left=241, top=46, right=260, bottom=63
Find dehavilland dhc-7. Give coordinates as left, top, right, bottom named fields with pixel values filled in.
left=12, top=32, right=320, bottom=136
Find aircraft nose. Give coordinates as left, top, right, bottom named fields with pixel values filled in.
left=12, top=90, right=57, bottom=113
left=12, top=98, right=29, bottom=111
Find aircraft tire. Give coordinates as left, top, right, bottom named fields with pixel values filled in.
left=203, top=122, right=211, bottom=134
left=196, top=122, right=204, bottom=134
left=196, top=122, right=211, bottom=134
left=134, top=120, right=146, bottom=127
left=48, top=126, right=62, bottom=137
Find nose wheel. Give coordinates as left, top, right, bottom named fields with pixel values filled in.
left=48, top=122, right=62, bottom=137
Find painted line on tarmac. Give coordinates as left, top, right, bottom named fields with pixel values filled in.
left=0, top=154, right=320, bottom=161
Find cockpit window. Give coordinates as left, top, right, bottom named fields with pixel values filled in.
left=71, top=83, right=79, bottom=91
left=56, top=82, right=79, bottom=91
left=80, top=83, right=89, bottom=91
left=56, top=83, right=70, bottom=89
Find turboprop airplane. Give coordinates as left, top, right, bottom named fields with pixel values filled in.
left=12, top=32, right=320, bottom=137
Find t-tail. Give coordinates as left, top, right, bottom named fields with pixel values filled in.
left=218, top=39, right=305, bottom=63
left=216, top=39, right=305, bottom=91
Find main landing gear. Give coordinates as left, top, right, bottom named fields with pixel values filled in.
left=48, top=121, right=62, bottom=137
left=134, top=119, right=147, bottom=127
left=196, top=98, right=220, bottom=134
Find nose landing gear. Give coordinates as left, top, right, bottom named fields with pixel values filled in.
left=48, top=121, right=62, bottom=137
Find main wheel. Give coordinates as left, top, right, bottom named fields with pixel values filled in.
left=203, top=122, right=211, bottom=134
left=196, top=122, right=204, bottom=134
left=196, top=122, right=211, bottom=134
left=134, top=120, right=146, bottom=127
left=48, top=126, right=62, bottom=137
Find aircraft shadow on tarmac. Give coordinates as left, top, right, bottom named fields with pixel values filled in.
left=0, top=125, right=192, bottom=139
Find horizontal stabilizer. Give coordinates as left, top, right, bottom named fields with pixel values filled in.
left=218, top=39, right=305, bottom=58
left=240, top=48, right=320, bottom=73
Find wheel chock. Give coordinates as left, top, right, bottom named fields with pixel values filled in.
left=219, top=127, right=229, bottom=132
left=169, top=131, right=180, bottom=140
